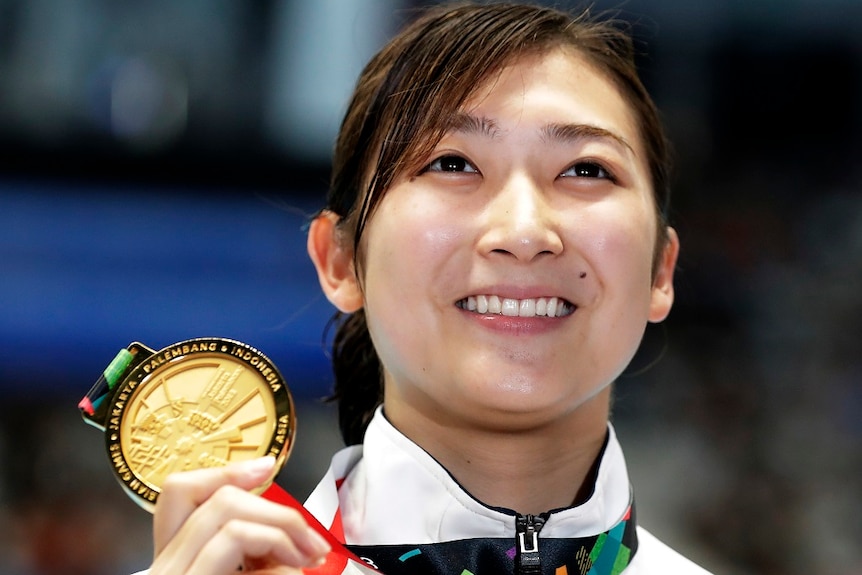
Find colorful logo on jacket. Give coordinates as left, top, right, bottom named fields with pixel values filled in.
left=333, top=505, right=637, bottom=575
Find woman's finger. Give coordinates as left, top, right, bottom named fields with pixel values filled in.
left=186, top=519, right=328, bottom=574
left=149, top=458, right=330, bottom=574
left=166, top=485, right=330, bottom=565
left=153, top=456, right=278, bottom=554
left=151, top=514, right=323, bottom=575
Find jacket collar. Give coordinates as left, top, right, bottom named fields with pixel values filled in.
left=316, top=408, right=633, bottom=546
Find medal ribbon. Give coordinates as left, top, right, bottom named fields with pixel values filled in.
left=262, top=484, right=380, bottom=574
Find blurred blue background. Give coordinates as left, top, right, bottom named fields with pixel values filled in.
left=1, top=1, right=861, bottom=574
left=0, top=182, right=333, bottom=398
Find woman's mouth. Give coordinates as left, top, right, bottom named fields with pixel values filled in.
left=456, top=295, right=575, bottom=317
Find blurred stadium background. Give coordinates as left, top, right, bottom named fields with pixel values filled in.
left=1, top=1, right=860, bottom=573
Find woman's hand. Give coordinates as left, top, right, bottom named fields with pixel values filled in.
left=148, top=457, right=331, bottom=574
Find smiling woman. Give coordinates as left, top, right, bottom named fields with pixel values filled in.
left=139, top=3, right=709, bottom=575
left=322, top=47, right=677, bottom=461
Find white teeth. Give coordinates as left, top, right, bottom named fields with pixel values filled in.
left=501, top=298, right=518, bottom=316
left=457, top=295, right=573, bottom=317
left=476, top=295, right=487, bottom=313
left=535, top=298, right=547, bottom=316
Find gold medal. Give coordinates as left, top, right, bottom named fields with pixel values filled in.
left=79, top=337, right=295, bottom=512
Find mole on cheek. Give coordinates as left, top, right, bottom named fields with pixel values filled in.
left=579, top=271, right=587, bottom=279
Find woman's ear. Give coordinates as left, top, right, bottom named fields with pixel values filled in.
left=648, top=226, right=679, bottom=323
left=307, top=211, right=364, bottom=313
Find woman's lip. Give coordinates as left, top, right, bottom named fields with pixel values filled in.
left=457, top=305, right=575, bottom=337
left=455, top=295, right=576, bottom=318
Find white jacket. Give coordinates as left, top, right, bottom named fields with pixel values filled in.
left=300, top=408, right=713, bottom=575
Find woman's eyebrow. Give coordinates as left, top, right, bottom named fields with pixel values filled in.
left=443, top=113, right=633, bottom=157
left=541, top=122, right=634, bottom=155
left=444, top=112, right=502, bottom=139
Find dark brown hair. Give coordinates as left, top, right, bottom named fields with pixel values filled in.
left=322, top=1, right=672, bottom=445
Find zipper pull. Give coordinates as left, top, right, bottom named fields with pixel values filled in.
left=515, top=513, right=547, bottom=575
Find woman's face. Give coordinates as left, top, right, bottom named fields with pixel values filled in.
left=355, top=48, right=678, bottom=430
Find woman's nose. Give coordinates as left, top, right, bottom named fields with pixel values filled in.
left=477, top=175, right=563, bottom=262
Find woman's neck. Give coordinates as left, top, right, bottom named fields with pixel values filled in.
left=384, top=388, right=611, bottom=515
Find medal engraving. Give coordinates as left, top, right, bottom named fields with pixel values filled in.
left=84, top=338, right=294, bottom=512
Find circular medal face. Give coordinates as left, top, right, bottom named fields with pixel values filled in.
left=104, top=338, right=294, bottom=512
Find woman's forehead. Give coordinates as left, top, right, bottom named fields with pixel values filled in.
left=444, top=49, right=643, bottom=154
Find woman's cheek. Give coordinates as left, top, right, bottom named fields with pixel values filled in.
left=578, top=212, right=656, bottom=302
left=421, top=225, right=467, bottom=257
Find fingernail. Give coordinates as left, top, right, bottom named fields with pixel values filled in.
left=238, top=456, right=276, bottom=475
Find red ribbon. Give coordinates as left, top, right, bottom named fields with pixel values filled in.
left=262, top=484, right=379, bottom=574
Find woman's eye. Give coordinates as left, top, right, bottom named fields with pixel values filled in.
left=560, top=161, right=612, bottom=180
left=426, top=155, right=478, bottom=173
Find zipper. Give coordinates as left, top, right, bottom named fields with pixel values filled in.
left=515, top=512, right=548, bottom=574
